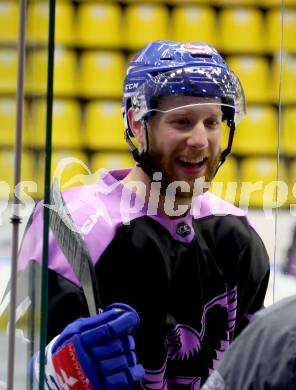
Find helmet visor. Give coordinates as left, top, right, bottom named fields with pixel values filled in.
left=131, top=65, right=246, bottom=125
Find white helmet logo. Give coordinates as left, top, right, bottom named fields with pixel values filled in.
left=180, top=43, right=213, bottom=55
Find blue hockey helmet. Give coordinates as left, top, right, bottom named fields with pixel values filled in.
left=122, top=40, right=246, bottom=173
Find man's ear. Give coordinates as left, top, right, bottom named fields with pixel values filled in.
left=127, top=107, right=145, bottom=146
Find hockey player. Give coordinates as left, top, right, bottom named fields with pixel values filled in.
left=6, top=41, right=270, bottom=389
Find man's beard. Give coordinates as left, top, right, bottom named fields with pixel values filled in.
left=148, top=148, right=222, bottom=199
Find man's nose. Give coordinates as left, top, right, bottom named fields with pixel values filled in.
left=186, top=122, right=208, bottom=149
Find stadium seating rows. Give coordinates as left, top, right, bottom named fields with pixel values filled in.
left=1, top=3, right=296, bottom=52
left=2, top=98, right=295, bottom=154
left=1, top=47, right=296, bottom=105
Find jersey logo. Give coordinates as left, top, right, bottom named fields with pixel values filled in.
left=167, top=287, right=237, bottom=361
left=176, top=222, right=191, bottom=237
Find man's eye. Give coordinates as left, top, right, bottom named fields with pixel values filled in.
left=205, top=118, right=221, bottom=128
left=171, top=118, right=190, bottom=126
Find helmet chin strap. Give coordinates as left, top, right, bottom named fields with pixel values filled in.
left=124, top=120, right=157, bottom=178
left=216, top=119, right=235, bottom=174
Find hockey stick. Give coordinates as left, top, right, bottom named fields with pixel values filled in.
left=49, top=178, right=101, bottom=316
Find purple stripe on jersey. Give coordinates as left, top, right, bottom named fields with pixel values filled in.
left=168, top=377, right=201, bottom=388
left=286, top=247, right=296, bottom=277
left=220, top=340, right=230, bottom=351
left=215, top=350, right=224, bottom=360
left=141, top=362, right=167, bottom=389
left=191, top=191, right=247, bottom=220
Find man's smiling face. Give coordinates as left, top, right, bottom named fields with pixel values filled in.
left=146, top=95, right=223, bottom=198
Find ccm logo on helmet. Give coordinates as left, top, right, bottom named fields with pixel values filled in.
left=186, top=66, right=222, bottom=76
left=125, top=82, right=139, bottom=91
left=180, top=43, right=213, bottom=55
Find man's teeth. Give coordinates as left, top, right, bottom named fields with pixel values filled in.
left=180, top=157, right=205, bottom=164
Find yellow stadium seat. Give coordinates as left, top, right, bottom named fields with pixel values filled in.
left=36, top=150, right=91, bottom=197
left=25, top=48, right=77, bottom=96
left=31, top=99, right=82, bottom=149
left=91, top=152, right=134, bottom=172
left=26, top=2, right=48, bottom=44
left=0, top=150, right=36, bottom=199
left=218, top=8, right=265, bottom=54
left=51, top=150, right=91, bottom=190
left=220, top=122, right=231, bottom=152
left=232, top=106, right=278, bottom=155
left=213, top=157, right=239, bottom=184
left=0, top=99, right=30, bottom=147
left=0, top=3, right=19, bottom=44
left=25, top=50, right=47, bottom=95
left=215, top=0, right=256, bottom=4
left=123, top=4, right=169, bottom=50
left=211, top=157, right=239, bottom=204
left=266, top=9, right=296, bottom=54
left=281, top=108, right=296, bottom=155
left=122, top=0, right=161, bottom=1
left=259, top=0, right=296, bottom=6
left=79, top=51, right=125, bottom=98
left=77, top=3, right=122, bottom=48
left=227, top=56, right=271, bottom=103
left=171, top=6, right=216, bottom=46
left=288, top=161, right=296, bottom=206
left=26, top=1, right=75, bottom=46
left=0, top=49, right=17, bottom=94
left=239, top=157, right=286, bottom=208
left=271, top=54, right=296, bottom=103
left=168, top=0, right=211, bottom=3
left=84, top=101, right=127, bottom=151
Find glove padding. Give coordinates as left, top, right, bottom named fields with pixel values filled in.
left=51, top=303, right=145, bottom=389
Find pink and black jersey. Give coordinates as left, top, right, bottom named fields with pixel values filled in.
left=16, top=169, right=270, bottom=389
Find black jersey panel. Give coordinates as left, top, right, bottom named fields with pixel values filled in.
left=94, top=216, right=240, bottom=380
left=193, top=215, right=270, bottom=335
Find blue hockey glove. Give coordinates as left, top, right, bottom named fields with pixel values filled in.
left=46, top=303, right=145, bottom=389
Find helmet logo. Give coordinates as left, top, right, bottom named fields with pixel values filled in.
left=125, top=82, right=139, bottom=92
left=180, top=43, right=213, bottom=55
left=187, top=66, right=222, bottom=77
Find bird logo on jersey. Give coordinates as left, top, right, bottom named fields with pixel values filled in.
left=140, top=287, right=237, bottom=390
left=166, top=287, right=237, bottom=361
